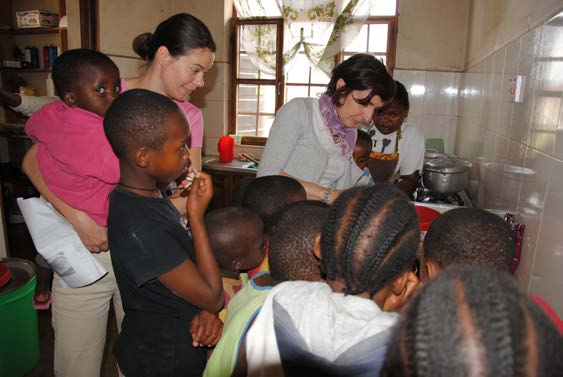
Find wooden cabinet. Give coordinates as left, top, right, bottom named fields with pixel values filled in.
left=0, top=0, right=67, bottom=124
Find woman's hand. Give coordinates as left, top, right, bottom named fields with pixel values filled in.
left=67, top=210, right=109, bottom=252
left=189, top=310, right=224, bottom=347
left=186, top=171, right=213, bottom=221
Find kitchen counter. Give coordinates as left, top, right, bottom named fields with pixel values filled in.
left=202, top=156, right=258, bottom=175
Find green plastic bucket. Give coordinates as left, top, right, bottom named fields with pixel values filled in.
left=0, top=258, right=40, bottom=377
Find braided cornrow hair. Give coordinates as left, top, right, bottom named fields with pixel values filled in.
left=320, top=183, right=420, bottom=297
left=382, top=266, right=563, bottom=377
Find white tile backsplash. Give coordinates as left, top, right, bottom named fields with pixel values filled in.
left=454, top=11, right=563, bottom=315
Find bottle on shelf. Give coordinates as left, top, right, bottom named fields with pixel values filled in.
left=30, top=46, right=39, bottom=68
left=23, top=46, right=32, bottom=68
left=13, top=46, right=24, bottom=64
left=48, top=45, right=57, bottom=66
left=43, top=45, right=50, bottom=69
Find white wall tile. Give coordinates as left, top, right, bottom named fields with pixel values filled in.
left=512, top=27, right=542, bottom=144
left=484, top=49, right=505, bottom=134
left=515, top=147, right=550, bottom=290
left=554, top=90, right=563, bottom=160
left=498, top=39, right=520, bottom=138
left=528, top=22, right=562, bottom=155
left=393, top=70, right=426, bottom=115
left=422, top=71, right=460, bottom=116
left=420, top=115, right=458, bottom=154
left=528, top=155, right=563, bottom=315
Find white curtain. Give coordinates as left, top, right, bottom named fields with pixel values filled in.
left=234, top=0, right=370, bottom=75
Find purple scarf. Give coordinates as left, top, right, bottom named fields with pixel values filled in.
left=318, top=93, right=356, bottom=157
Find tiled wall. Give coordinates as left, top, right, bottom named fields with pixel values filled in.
left=455, top=11, right=563, bottom=315
left=393, top=70, right=461, bottom=155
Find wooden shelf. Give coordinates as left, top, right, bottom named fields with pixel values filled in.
left=1, top=68, right=52, bottom=73
left=0, top=27, right=65, bottom=35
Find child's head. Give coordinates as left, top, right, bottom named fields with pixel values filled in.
left=52, top=48, right=120, bottom=117
left=242, top=175, right=307, bottom=235
left=372, top=80, right=409, bottom=135
left=421, top=208, right=515, bottom=282
left=269, top=201, right=329, bottom=283
left=353, top=129, right=372, bottom=170
left=382, top=266, right=563, bottom=377
left=205, top=207, right=264, bottom=275
left=104, top=89, right=190, bottom=184
left=317, top=183, right=420, bottom=311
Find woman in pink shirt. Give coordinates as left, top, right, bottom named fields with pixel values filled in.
left=24, top=13, right=215, bottom=252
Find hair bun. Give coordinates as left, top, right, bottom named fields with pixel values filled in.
left=132, top=32, right=154, bottom=60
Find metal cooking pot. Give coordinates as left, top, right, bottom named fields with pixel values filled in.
left=423, top=157, right=471, bottom=194
left=424, top=150, right=450, bottom=164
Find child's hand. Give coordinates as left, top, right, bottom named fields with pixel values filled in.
left=69, top=210, right=109, bottom=252
left=189, top=310, right=223, bottom=347
left=186, top=171, right=213, bottom=220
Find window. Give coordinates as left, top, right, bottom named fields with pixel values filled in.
left=229, top=2, right=398, bottom=145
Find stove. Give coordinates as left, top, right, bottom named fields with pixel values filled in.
left=413, top=182, right=473, bottom=210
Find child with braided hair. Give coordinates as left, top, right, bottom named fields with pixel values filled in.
left=244, top=183, right=421, bottom=377
left=382, top=265, right=563, bottom=377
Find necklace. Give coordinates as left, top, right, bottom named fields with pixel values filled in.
left=118, top=182, right=160, bottom=192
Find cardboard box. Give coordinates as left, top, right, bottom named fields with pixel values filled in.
left=16, top=10, right=59, bottom=28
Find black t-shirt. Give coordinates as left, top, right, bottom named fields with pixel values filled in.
left=108, top=186, right=205, bottom=377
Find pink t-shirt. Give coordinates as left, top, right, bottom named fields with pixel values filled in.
left=120, top=78, right=203, bottom=148
left=25, top=101, right=119, bottom=226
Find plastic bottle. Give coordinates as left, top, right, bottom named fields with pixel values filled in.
left=218, top=136, right=235, bottom=163
left=30, top=46, right=39, bottom=68
left=23, top=46, right=32, bottom=68
left=48, top=45, right=56, bottom=66
left=43, top=45, right=50, bottom=68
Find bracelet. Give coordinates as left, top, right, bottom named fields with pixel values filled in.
left=322, top=186, right=334, bottom=204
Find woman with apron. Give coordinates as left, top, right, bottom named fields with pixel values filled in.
left=366, top=81, right=425, bottom=197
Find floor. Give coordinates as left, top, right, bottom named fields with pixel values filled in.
left=6, top=222, right=119, bottom=377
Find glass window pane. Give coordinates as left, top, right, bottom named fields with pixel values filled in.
left=238, top=84, right=258, bottom=113
left=238, top=53, right=259, bottom=79
left=368, top=24, right=388, bottom=53
left=310, top=86, right=326, bottom=98
left=258, top=85, right=276, bottom=113
left=286, top=54, right=310, bottom=84
left=285, top=85, right=309, bottom=102
left=310, top=66, right=330, bottom=85
left=237, top=115, right=257, bottom=136
left=345, top=25, right=368, bottom=52
left=370, top=0, right=396, bottom=16
left=257, top=116, right=275, bottom=137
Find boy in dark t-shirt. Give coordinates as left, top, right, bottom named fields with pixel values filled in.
left=104, top=89, right=224, bottom=377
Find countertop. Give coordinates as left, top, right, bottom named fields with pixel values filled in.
left=202, top=156, right=258, bottom=175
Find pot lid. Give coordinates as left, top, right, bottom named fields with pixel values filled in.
left=424, top=157, right=471, bottom=173
left=0, top=258, right=35, bottom=295
left=424, top=151, right=449, bottom=160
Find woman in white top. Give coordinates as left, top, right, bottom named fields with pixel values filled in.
left=366, top=81, right=424, bottom=197
left=257, top=54, right=395, bottom=204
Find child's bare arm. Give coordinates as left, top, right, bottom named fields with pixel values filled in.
left=159, top=172, right=224, bottom=312
left=0, top=88, right=22, bottom=107
left=22, top=143, right=109, bottom=252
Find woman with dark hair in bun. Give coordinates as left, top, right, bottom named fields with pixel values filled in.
left=23, top=13, right=215, bottom=252
left=124, top=13, right=215, bottom=171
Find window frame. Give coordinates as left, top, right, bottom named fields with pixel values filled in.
left=229, top=14, right=398, bottom=146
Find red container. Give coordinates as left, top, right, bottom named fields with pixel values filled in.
left=415, top=205, right=441, bottom=233
left=218, top=136, right=234, bottom=163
